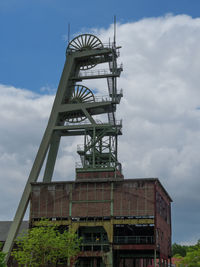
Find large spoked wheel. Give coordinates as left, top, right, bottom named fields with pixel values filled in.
left=68, top=34, right=103, bottom=52
left=65, top=85, right=95, bottom=123
left=70, top=85, right=95, bottom=103
left=67, top=34, right=103, bottom=70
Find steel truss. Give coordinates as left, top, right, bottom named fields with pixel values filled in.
left=3, top=33, right=123, bottom=259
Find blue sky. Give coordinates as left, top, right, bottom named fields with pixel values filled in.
left=1, top=0, right=200, bottom=92
left=1, top=1, right=200, bottom=245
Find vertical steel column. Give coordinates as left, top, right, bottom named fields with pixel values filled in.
left=169, top=257, right=172, bottom=267
left=154, top=249, right=157, bottom=267
left=159, top=257, right=161, bottom=267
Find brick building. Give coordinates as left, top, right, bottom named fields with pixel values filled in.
left=30, top=177, right=172, bottom=267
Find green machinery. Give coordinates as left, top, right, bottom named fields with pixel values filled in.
left=3, top=33, right=123, bottom=259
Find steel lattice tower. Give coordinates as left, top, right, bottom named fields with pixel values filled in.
left=3, top=33, right=123, bottom=259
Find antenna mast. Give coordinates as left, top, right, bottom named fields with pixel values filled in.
left=68, top=23, right=70, bottom=45
left=114, top=15, right=116, bottom=47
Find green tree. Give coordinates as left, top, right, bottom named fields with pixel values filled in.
left=176, top=240, right=200, bottom=267
left=172, top=243, right=187, bottom=257
left=0, top=243, right=6, bottom=267
left=12, top=220, right=81, bottom=267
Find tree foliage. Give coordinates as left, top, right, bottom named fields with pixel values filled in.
left=0, top=243, right=6, bottom=267
left=12, top=220, right=81, bottom=267
left=172, top=243, right=187, bottom=257
left=173, top=240, right=200, bottom=267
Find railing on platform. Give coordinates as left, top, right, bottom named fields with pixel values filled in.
left=65, top=119, right=122, bottom=127
left=114, top=235, right=154, bottom=244
left=78, top=66, right=122, bottom=78
left=75, top=161, right=121, bottom=169
left=82, top=237, right=108, bottom=244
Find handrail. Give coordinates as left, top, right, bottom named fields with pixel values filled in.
left=78, top=67, right=122, bottom=78
left=75, top=161, right=122, bottom=169
left=65, top=119, right=122, bottom=127
left=94, top=95, right=111, bottom=102
left=114, top=235, right=154, bottom=244
left=82, top=237, right=108, bottom=244
left=94, top=92, right=122, bottom=102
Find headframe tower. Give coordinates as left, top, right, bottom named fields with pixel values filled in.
left=4, top=32, right=172, bottom=267
left=3, top=33, right=123, bottom=258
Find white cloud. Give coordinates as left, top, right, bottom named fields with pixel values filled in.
left=1, top=14, right=200, bottom=243
left=91, top=14, right=200, bottom=243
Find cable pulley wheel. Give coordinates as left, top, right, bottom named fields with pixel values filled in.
left=65, top=85, right=95, bottom=123
left=67, top=34, right=103, bottom=70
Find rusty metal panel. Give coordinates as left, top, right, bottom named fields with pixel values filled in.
left=31, top=186, right=40, bottom=218
left=155, top=182, right=171, bottom=258
left=71, top=182, right=111, bottom=217
left=31, top=180, right=156, bottom=219
left=39, top=186, right=48, bottom=217
left=71, top=202, right=110, bottom=217
left=31, top=183, right=70, bottom=219
left=113, top=181, right=154, bottom=217
left=54, top=184, right=70, bottom=217
left=47, top=186, right=55, bottom=217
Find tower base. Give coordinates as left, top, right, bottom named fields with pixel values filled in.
left=76, top=169, right=124, bottom=181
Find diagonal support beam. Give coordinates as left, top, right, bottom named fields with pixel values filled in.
left=43, top=131, right=61, bottom=182
left=3, top=54, right=76, bottom=261
left=81, top=106, right=96, bottom=124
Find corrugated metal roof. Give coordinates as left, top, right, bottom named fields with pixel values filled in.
left=0, top=221, right=28, bottom=242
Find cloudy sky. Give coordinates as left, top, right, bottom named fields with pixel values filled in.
left=1, top=0, right=200, bottom=245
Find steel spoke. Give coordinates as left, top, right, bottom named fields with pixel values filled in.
left=86, top=35, right=92, bottom=46
left=80, top=35, right=84, bottom=47
left=90, top=38, right=99, bottom=47
left=81, top=91, right=90, bottom=98
left=69, top=43, right=79, bottom=50
left=92, top=42, right=102, bottom=48
left=87, top=36, right=95, bottom=47
left=68, top=34, right=103, bottom=52
left=84, top=35, right=87, bottom=47
left=79, top=88, right=87, bottom=98
left=76, top=37, right=82, bottom=48
left=75, top=86, right=80, bottom=98
left=72, top=40, right=82, bottom=49
left=77, top=86, right=84, bottom=98
left=83, top=95, right=93, bottom=101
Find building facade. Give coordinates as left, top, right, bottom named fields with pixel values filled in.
left=30, top=177, right=172, bottom=267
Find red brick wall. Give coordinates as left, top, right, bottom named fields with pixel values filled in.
left=31, top=180, right=155, bottom=219
left=113, top=181, right=154, bottom=217
left=155, top=182, right=171, bottom=259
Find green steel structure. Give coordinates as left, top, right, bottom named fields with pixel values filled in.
left=3, top=34, right=123, bottom=260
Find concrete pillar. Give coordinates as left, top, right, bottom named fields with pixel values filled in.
left=154, top=249, right=157, bottom=267
left=102, top=248, right=113, bottom=267
left=159, top=258, right=161, bottom=267
left=93, top=258, right=97, bottom=267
